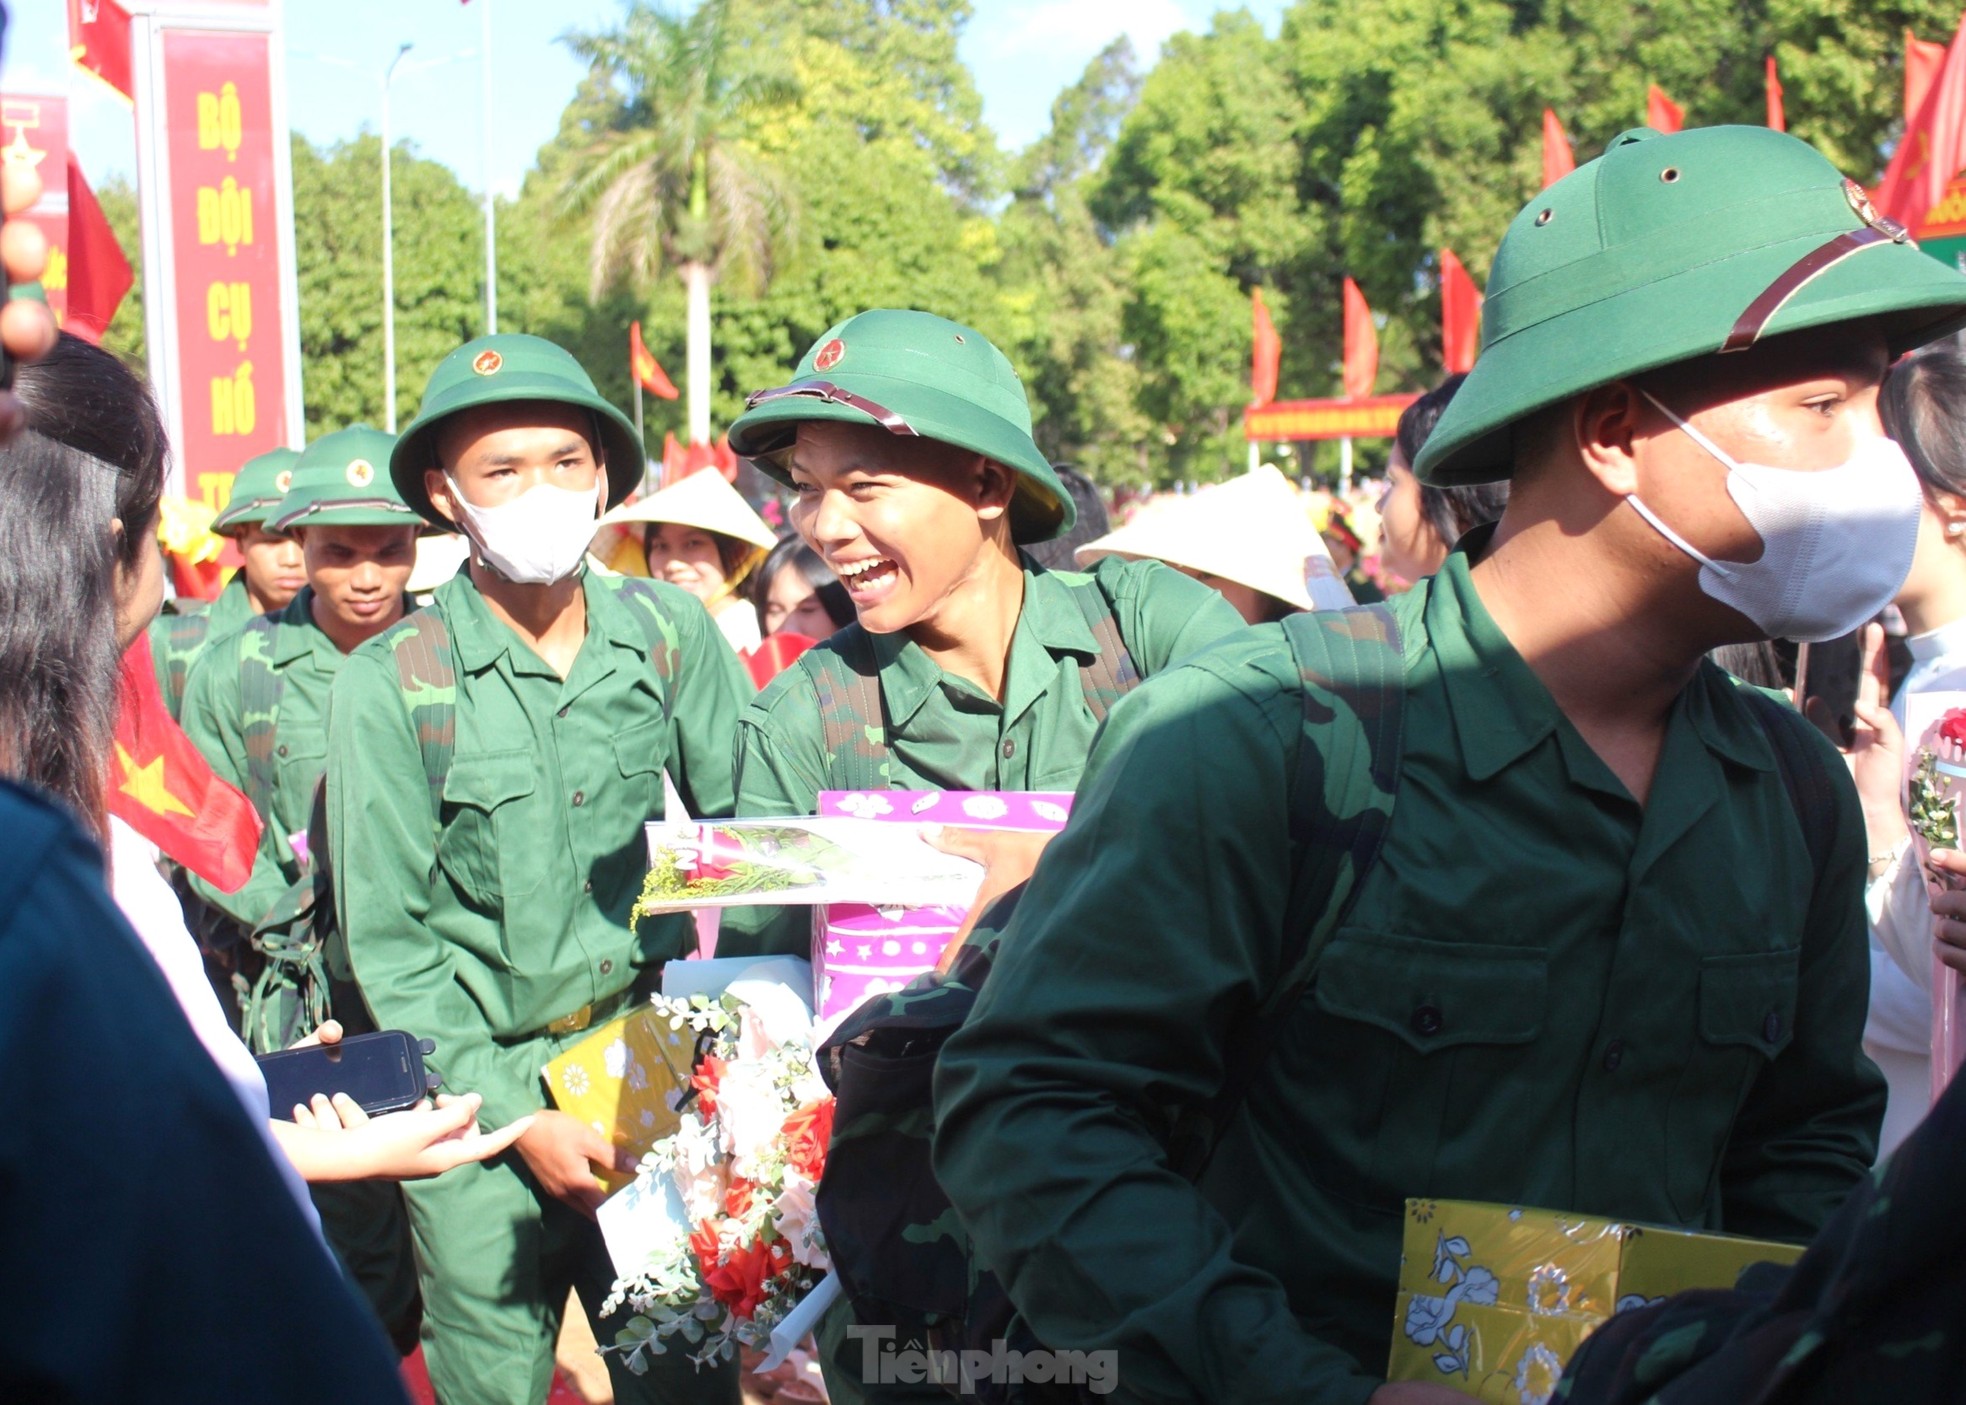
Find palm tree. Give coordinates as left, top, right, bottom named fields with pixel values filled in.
left=561, top=0, right=798, bottom=447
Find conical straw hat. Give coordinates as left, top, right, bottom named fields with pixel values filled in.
left=1076, top=465, right=1354, bottom=613
left=601, top=468, right=777, bottom=552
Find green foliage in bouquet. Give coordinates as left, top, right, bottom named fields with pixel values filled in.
left=1910, top=752, right=1960, bottom=851
left=629, top=825, right=855, bottom=926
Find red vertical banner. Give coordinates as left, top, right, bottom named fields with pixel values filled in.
left=1, top=96, right=71, bottom=329
left=1541, top=108, right=1575, bottom=189
left=1440, top=249, right=1481, bottom=376
left=1341, top=277, right=1378, bottom=401
left=159, top=31, right=290, bottom=517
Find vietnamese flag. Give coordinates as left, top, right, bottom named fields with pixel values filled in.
left=1765, top=56, right=1785, bottom=132
left=630, top=320, right=680, bottom=400
left=661, top=430, right=686, bottom=486
left=1647, top=84, right=1684, bottom=134
left=1876, top=12, right=1966, bottom=229
left=1541, top=108, right=1575, bottom=189
left=1440, top=249, right=1481, bottom=375
left=64, top=154, right=133, bottom=344
left=1341, top=277, right=1378, bottom=401
left=1249, top=287, right=1281, bottom=407
left=68, top=0, right=135, bottom=103
left=1909, top=30, right=1949, bottom=126
left=108, top=632, right=262, bottom=893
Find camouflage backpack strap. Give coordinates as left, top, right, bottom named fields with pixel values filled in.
left=158, top=606, right=215, bottom=719
left=609, top=575, right=686, bottom=723
left=1061, top=572, right=1141, bottom=724
left=386, top=611, right=458, bottom=815
left=795, top=625, right=887, bottom=792
left=1168, top=602, right=1406, bottom=1178
left=234, top=614, right=288, bottom=825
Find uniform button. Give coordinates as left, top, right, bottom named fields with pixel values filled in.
left=572, top=790, right=585, bottom=807
left=557, top=705, right=569, bottom=719
left=277, top=744, right=289, bottom=758
left=599, top=959, right=613, bottom=976
left=583, top=879, right=593, bottom=894
left=1763, top=1012, right=1783, bottom=1044
left=1411, top=1004, right=1443, bottom=1037
left=1602, top=1039, right=1625, bottom=1073
left=1001, top=739, right=1016, bottom=759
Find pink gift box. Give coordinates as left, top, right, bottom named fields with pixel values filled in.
left=812, top=791, right=1073, bottom=1022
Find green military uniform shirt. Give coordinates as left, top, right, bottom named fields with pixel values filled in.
left=932, top=540, right=1884, bottom=1405
left=178, top=587, right=352, bottom=932
left=327, top=569, right=752, bottom=1129
left=149, top=575, right=258, bottom=721
left=721, top=556, right=1245, bottom=957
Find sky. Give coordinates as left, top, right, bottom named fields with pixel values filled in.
left=8, top=0, right=1289, bottom=198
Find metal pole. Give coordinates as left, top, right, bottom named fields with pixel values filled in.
left=633, top=375, right=647, bottom=491
left=381, top=43, right=410, bottom=433
left=480, top=0, right=497, bottom=334
left=1340, top=435, right=1354, bottom=494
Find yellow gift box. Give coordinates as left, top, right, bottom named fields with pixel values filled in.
left=542, top=1006, right=695, bottom=1194
left=1387, top=1198, right=1804, bottom=1402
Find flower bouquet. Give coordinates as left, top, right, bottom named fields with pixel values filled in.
left=631, top=818, right=985, bottom=921
left=598, top=965, right=842, bottom=1375
left=1904, top=694, right=1966, bottom=1098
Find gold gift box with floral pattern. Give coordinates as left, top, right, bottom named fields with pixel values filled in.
left=542, top=1006, right=695, bottom=1194
left=1387, top=1198, right=1804, bottom=1403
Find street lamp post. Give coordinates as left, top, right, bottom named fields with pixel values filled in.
left=380, top=42, right=412, bottom=433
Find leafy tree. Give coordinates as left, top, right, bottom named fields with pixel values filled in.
left=560, top=0, right=801, bottom=444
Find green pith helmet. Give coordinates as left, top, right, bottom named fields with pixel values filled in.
left=210, top=447, right=302, bottom=535
left=1417, top=125, right=1966, bottom=487
left=727, top=309, right=1073, bottom=543
left=389, top=334, right=643, bottom=527
left=270, top=426, right=421, bottom=534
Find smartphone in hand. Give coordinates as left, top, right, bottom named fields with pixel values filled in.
left=256, top=1030, right=440, bottom=1121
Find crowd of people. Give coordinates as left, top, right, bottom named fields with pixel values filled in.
left=7, top=113, right=1966, bottom=1405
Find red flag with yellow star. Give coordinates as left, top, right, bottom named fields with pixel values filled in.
left=108, top=632, right=261, bottom=893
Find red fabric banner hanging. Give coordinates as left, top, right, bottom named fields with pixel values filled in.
left=1341, top=277, right=1378, bottom=401
left=1250, top=287, right=1281, bottom=407
left=1542, top=108, right=1575, bottom=189
left=1441, top=249, right=1481, bottom=376
left=1647, top=84, right=1684, bottom=134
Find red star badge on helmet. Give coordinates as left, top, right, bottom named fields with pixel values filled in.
left=472, top=349, right=503, bottom=376
left=814, top=338, right=845, bottom=372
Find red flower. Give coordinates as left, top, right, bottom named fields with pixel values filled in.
left=724, top=1175, right=757, bottom=1219
left=681, top=826, right=754, bottom=883
left=1941, top=710, right=1966, bottom=747
left=782, top=1099, right=835, bottom=1182
left=691, top=1055, right=727, bottom=1118
left=698, top=1230, right=794, bottom=1320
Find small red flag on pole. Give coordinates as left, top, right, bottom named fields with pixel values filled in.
left=1877, top=11, right=1966, bottom=229
left=1647, top=84, right=1684, bottom=134
left=1341, top=278, right=1378, bottom=401
left=108, top=633, right=263, bottom=892
left=1542, top=108, right=1575, bottom=189
left=1250, top=288, right=1281, bottom=407
left=64, top=154, right=133, bottom=345
left=1765, top=56, right=1785, bottom=132
left=1440, top=250, right=1481, bottom=376
left=1909, top=30, right=1949, bottom=126
left=630, top=321, right=680, bottom=400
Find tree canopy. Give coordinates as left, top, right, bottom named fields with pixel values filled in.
left=94, top=0, right=1960, bottom=487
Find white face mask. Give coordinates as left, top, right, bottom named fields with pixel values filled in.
left=1624, top=390, right=1922, bottom=643
left=446, top=475, right=604, bottom=586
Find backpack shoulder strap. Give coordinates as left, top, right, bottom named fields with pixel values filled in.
left=1061, top=571, right=1141, bottom=724
left=795, top=626, right=887, bottom=793
left=384, top=611, right=458, bottom=816
left=607, top=576, right=686, bottom=719
left=159, top=607, right=215, bottom=719
left=1739, top=686, right=1838, bottom=884
left=1171, top=602, right=1407, bottom=1177
left=234, top=615, right=288, bottom=825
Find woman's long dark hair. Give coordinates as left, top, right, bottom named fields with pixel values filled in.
left=751, top=535, right=852, bottom=636
left=1881, top=336, right=1966, bottom=498
left=1, top=335, right=167, bottom=838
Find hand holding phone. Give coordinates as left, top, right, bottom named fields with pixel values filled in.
left=257, top=1029, right=440, bottom=1121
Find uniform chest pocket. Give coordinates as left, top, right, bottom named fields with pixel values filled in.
left=271, top=733, right=326, bottom=808
left=613, top=716, right=669, bottom=815
left=438, top=749, right=541, bottom=907
left=1664, top=948, right=1801, bottom=1219
left=1282, top=932, right=1548, bottom=1209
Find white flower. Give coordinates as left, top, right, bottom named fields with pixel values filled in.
left=836, top=792, right=893, bottom=819
left=1513, top=1342, right=1563, bottom=1405
left=725, top=978, right=814, bottom=1049
left=1527, top=1264, right=1571, bottom=1316
left=604, top=1039, right=629, bottom=1079
left=718, top=1060, right=792, bottom=1177
left=961, top=795, right=1008, bottom=821
left=1031, top=800, right=1068, bottom=825
left=772, top=1182, right=830, bottom=1270
left=1402, top=1293, right=1454, bottom=1347
left=561, top=1064, right=591, bottom=1097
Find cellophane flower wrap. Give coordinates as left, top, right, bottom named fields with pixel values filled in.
left=600, top=979, right=836, bottom=1373
left=1905, top=697, right=1966, bottom=1098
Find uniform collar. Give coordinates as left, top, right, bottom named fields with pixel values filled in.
left=1428, top=529, right=1773, bottom=783
left=1908, top=611, right=1966, bottom=664
left=437, top=567, right=646, bottom=678
left=866, top=560, right=1097, bottom=730
left=269, top=588, right=324, bottom=667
